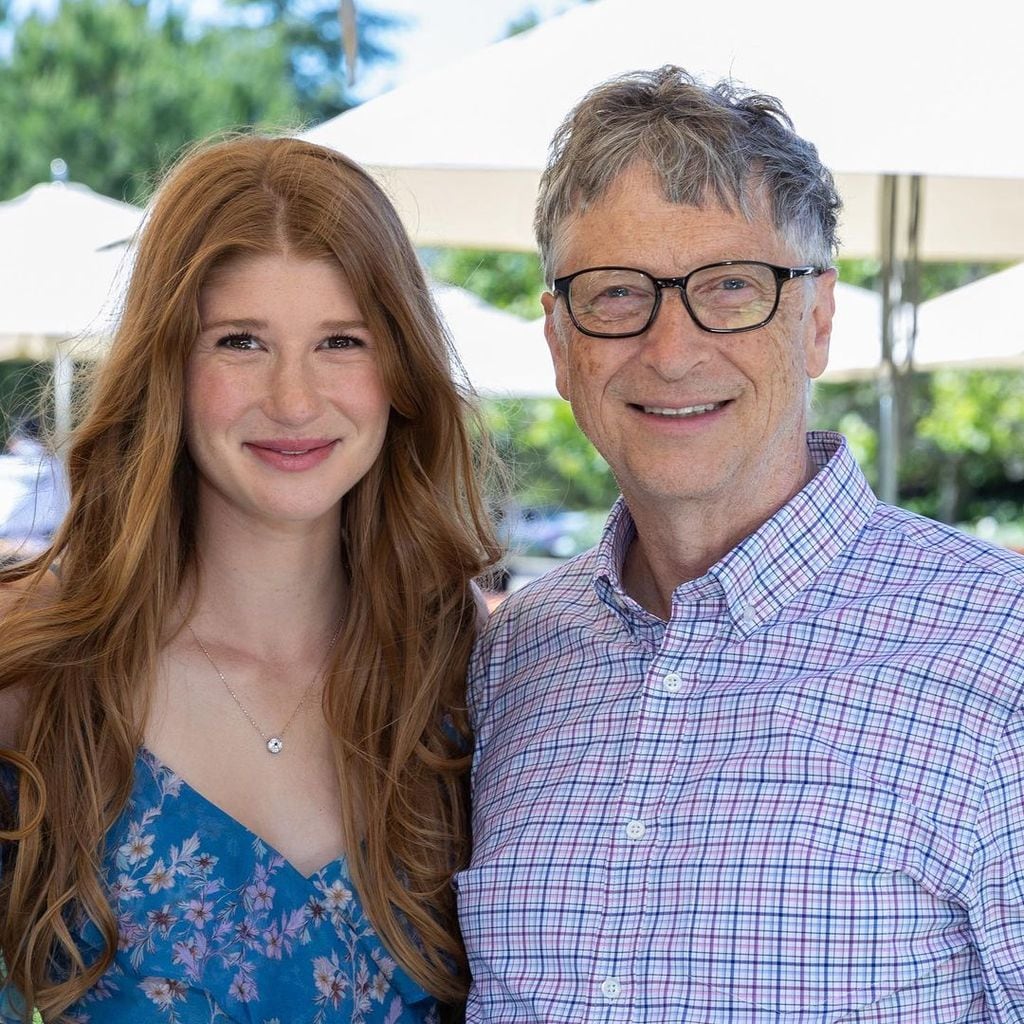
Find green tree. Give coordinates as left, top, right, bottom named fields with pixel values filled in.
left=426, top=247, right=546, bottom=320
left=0, top=0, right=304, bottom=203
left=836, top=258, right=1010, bottom=302
left=913, top=370, right=1024, bottom=524
left=486, top=397, right=617, bottom=511
left=225, top=0, right=401, bottom=122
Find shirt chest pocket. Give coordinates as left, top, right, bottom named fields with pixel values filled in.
left=656, top=765, right=971, bottom=1015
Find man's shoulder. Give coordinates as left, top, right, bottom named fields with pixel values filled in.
left=487, top=546, right=601, bottom=633
left=470, top=546, right=611, bottom=724
left=866, top=503, right=1024, bottom=586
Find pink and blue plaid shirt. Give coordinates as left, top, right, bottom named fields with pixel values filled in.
left=461, top=432, right=1024, bottom=1023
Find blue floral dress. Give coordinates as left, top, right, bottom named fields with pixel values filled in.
left=4, top=750, right=441, bottom=1024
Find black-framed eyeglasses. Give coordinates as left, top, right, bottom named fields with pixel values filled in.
left=551, top=261, right=827, bottom=338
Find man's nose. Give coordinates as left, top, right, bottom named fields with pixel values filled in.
left=637, top=286, right=715, bottom=379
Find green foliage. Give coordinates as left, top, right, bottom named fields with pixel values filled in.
left=0, top=360, right=52, bottom=446
left=0, top=0, right=305, bottom=203
left=485, top=398, right=618, bottom=510
left=915, top=370, right=1024, bottom=520
left=826, top=261, right=1024, bottom=535
left=223, top=0, right=401, bottom=122
left=836, top=258, right=1009, bottom=301
left=0, top=0, right=401, bottom=204
left=426, top=248, right=546, bottom=320
left=813, top=369, right=1024, bottom=533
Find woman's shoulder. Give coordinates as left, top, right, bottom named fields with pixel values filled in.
left=0, top=570, right=58, bottom=749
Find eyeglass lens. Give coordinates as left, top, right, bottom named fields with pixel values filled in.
left=567, top=264, right=781, bottom=335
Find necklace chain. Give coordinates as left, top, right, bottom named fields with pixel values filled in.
left=188, top=620, right=342, bottom=755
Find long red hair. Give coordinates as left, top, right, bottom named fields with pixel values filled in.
left=0, top=134, right=500, bottom=1020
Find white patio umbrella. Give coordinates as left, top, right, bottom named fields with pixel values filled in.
left=432, top=283, right=557, bottom=398
left=303, top=0, right=1024, bottom=261
left=0, top=181, right=140, bottom=345
left=303, top=0, right=1024, bottom=499
left=820, top=282, right=885, bottom=382
left=914, top=263, right=1024, bottom=372
left=0, top=180, right=142, bottom=438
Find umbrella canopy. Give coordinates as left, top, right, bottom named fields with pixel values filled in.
left=303, top=0, right=1024, bottom=261
left=914, top=264, right=1024, bottom=371
left=432, top=283, right=557, bottom=398
left=820, top=282, right=885, bottom=382
left=0, top=181, right=141, bottom=360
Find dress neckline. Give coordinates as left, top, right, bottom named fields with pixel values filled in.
left=137, top=745, right=348, bottom=882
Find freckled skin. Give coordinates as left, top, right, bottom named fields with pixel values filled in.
left=542, top=165, right=836, bottom=606
left=543, top=165, right=836, bottom=550
left=186, top=254, right=392, bottom=538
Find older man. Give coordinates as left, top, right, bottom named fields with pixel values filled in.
left=460, top=66, right=1024, bottom=1022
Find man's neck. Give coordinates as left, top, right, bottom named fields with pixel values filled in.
left=619, top=448, right=820, bottom=619
left=620, top=515, right=746, bottom=620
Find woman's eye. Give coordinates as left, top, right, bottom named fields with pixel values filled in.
left=322, top=334, right=365, bottom=350
left=217, top=332, right=260, bottom=350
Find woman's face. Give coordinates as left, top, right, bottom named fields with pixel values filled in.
left=185, top=252, right=392, bottom=536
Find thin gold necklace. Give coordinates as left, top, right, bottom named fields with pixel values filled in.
left=188, top=620, right=342, bottom=756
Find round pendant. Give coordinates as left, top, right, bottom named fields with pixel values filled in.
left=267, top=737, right=284, bottom=755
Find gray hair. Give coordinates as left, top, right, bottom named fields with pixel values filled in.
left=535, top=65, right=841, bottom=281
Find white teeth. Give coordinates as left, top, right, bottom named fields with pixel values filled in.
left=643, top=402, right=723, bottom=417
left=279, top=449, right=309, bottom=455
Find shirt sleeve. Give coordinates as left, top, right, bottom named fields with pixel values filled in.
left=465, top=597, right=511, bottom=739
left=971, top=705, right=1024, bottom=1019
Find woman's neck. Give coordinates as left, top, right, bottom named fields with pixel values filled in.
left=180, top=509, right=346, bottom=656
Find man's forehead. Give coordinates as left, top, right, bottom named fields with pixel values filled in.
left=550, top=171, right=785, bottom=274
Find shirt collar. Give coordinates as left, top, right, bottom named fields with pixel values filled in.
left=592, top=432, right=877, bottom=632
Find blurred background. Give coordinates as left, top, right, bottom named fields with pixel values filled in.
left=2, top=0, right=1023, bottom=584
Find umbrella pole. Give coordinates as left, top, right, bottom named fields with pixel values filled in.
left=878, top=175, right=900, bottom=505
left=53, top=340, right=74, bottom=452
left=877, top=174, right=921, bottom=506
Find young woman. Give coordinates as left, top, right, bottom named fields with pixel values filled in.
left=0, top=135, right=500, bottom=1023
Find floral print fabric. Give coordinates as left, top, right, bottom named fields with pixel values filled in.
left=61, top=750, right=439, bottom=1024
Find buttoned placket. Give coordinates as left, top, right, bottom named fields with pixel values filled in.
left=587, top=577, right=735, bottom=1021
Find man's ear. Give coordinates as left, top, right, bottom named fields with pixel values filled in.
left=805, top=267, right=837, bottom=380
left=542, top=291, right=571, bottom=401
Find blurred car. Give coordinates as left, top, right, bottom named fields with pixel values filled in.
left=0, top=441, right=69, bottom=562
left=499, top=504, right=602, bottom=561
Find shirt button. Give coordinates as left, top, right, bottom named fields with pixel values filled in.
left=663, top=671, right=682, bottom=692
left=739, top=603, right=757, bottom=628
left=625, top=819, right=646, bottom=841
left=600, top=978, right=622, bottom=1000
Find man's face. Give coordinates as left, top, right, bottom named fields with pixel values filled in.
left=542, top=163, right=836, bottom=520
